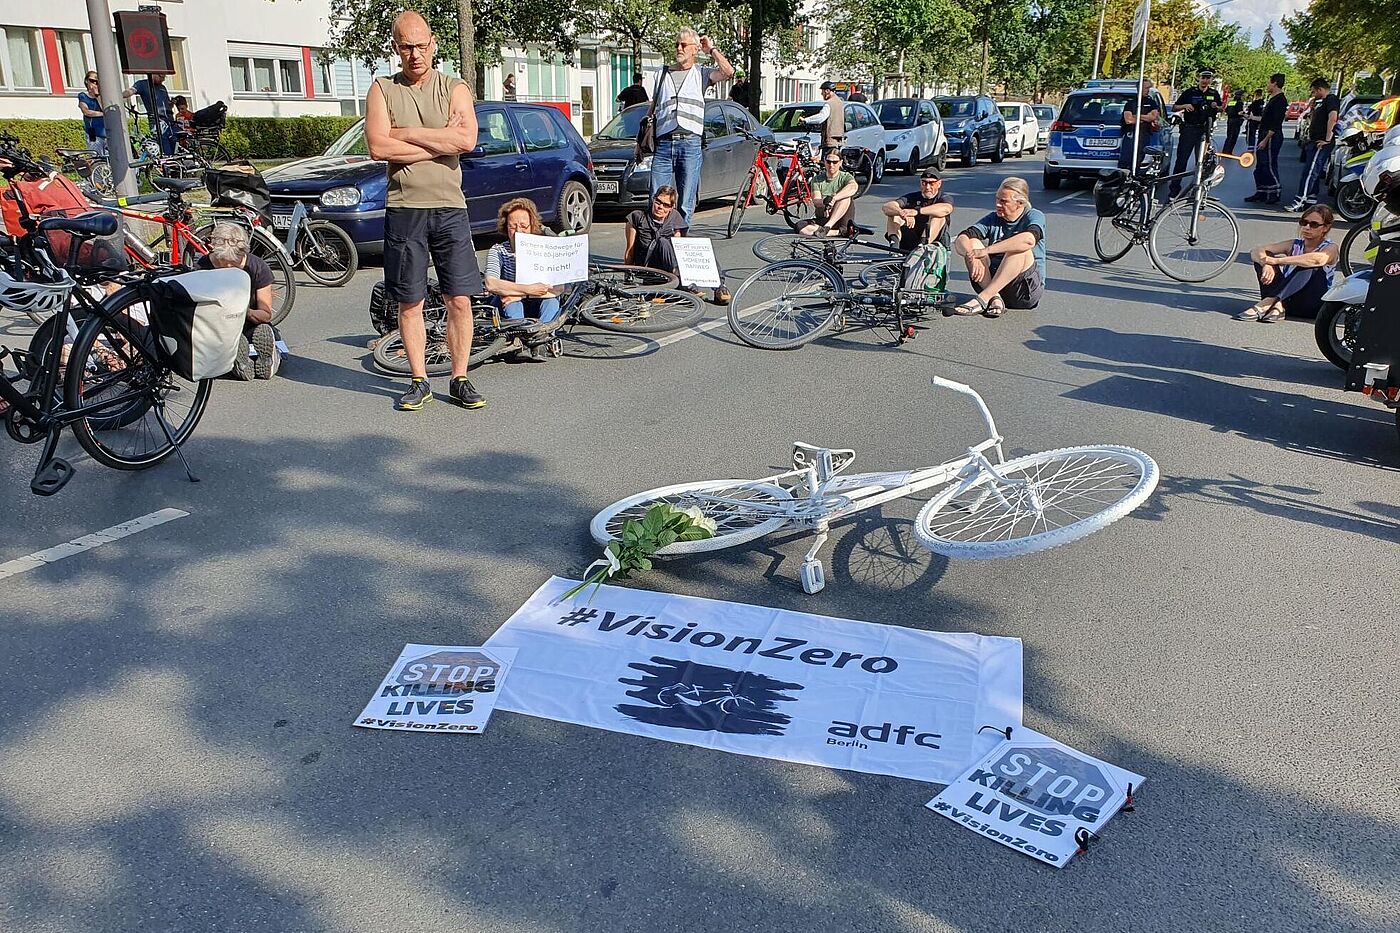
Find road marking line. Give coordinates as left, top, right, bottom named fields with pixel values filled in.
left=1051, top=190, right=1086, bottom=204
left=0, top=508, right=189, bottom=581
left=628, top=315, right=734, bottom=351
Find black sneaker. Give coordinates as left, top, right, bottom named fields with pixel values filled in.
left=229, top=334, right=254, bottom=381
left=1243, top=193, right=1266, bottom=203
left=397, top=378, right=433, bottom=411
left=448, top=376, right=485, bottom=410
left=250, top=324, right=278, bottom=380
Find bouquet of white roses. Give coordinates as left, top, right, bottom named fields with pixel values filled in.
left=561, top=503, right=716, bottom=602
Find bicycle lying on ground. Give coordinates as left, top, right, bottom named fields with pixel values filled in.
left=369, top=263, right=696, bottom=375
left=590, top=377, right=1160, bottom=593
left=1092, top=126, right=1243, bottom=283
left=727, top=226, right=952, bottom=349
left=0, top=138, right=211, bottom=495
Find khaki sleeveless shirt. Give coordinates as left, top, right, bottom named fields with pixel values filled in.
left=374, top=71, right=468, bottom=209
left=823, top=96, right=845, bottom=149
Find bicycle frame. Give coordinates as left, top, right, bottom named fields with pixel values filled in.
left=118, top=201, right=209, bottom=268
left=743, top=138, right=817, bottom=211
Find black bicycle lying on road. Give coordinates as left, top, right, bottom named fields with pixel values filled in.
left=368, top=263, right=699, bottom=376
left=0, top=136, right=210, bottom=496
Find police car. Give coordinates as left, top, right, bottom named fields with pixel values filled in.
left=1043, top=79, right=1174, bottom=188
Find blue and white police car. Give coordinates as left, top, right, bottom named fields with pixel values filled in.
left=1043, top=79, right=1174, bottom=189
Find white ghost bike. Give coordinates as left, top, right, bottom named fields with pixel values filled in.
left=590, top=377, right=1160, bottom=594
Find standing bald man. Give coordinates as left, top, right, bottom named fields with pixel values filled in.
left=366, top=11, right=485, bottom=412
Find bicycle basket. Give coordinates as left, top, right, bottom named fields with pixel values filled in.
left=38, top=208, right=130, bottom=272
left=204, top=162, right=271, bottom=224
left=1093, top=174, right=1131, bottom=217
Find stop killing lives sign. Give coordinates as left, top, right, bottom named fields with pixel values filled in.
left=926, top=728, right=1144, bottom=867
left=355, top=644, right=517, bottom=734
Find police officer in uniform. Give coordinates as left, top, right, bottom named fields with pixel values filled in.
left=1168, top=69, right=1223, bottom=199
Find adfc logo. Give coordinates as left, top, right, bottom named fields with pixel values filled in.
left=617, top=657, right=803, bottom=735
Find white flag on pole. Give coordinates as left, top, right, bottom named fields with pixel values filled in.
left=1131, top=0, right=1151, bottom=52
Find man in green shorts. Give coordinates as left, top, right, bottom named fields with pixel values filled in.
left=799, top=151, right=860, bottom=237
left=366, top=10, right=485, bottom=411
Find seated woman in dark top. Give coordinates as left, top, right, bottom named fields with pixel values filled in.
left=1238, top=204, right=1339, bottom=323
left=624, top=185, right=684, bottom=273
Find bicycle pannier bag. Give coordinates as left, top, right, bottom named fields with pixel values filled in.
left=1093, top=174, right=1129, bottom=218
left=143, top=268, right=249, bottom=380
left=192, top=100, right=228, bottom=130
left=900, top=242, right=949, bottom=295
left=1, top=173, right=91, bottom=237
left=204, top=162, right=272, bottom=225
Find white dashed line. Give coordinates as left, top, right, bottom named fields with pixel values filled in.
left=1051, top=189, right=1086, bottom=204
left=0, top=508, right=189, bottom=580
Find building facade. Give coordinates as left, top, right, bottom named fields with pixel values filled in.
left=0, top=0, right=835, bottom=132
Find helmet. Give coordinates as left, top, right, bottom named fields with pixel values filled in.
left=0, top=266, right=72, bottom=324
left=1361, top=144, right=1400, bottom=213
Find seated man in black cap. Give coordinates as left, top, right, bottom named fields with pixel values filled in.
left=881, top=169, right=955, bottom=251
left=1168, top=69, right=1222, bottom=198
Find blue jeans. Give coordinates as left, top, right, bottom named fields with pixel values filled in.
left=1297, top=142, right=1333, bottom=202
left=1252, top=135, right=1284, bottom=196
left=500, top=296, right=561, bottom=323
left=651, top=132, right=703, bottom=226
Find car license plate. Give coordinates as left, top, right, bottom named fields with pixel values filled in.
left=596, top=180, right=619, bottom=194
left=1083, top=138, right=1118, bottom=148
left=271, top=212, right=293, bottom=229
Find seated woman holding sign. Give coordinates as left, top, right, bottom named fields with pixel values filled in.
left=484, top=198, right=562, bottom=325
left=624, top=186, right=730, bottom=304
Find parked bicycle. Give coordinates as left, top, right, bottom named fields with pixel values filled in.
left=727, top=131, right=822, bottom=238
left=1091, top=124, right=1243, bottom=283
left=115, top=176, right=296, bottom=323
left=0, top=136, right=212, bottom=496
left=370, top=263, right=695, bottom=375
left=728, top=226, right=951, bottom=349
left=590, top=377, right=1160, bottom=593
left=262, top=199, right=358, bottom=287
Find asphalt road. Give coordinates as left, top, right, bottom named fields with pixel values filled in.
left=2, top=136, right=1397, bottom=933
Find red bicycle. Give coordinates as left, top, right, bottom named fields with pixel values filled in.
left=726, top=131, right=822, bottom=238
left=113, top=176, right=296, bottom=324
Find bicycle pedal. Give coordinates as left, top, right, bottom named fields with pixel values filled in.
left=31, top=457, right=74, bottom=496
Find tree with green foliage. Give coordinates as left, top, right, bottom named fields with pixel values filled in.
left=1285, top=0, right=1399, bottom=92
left=588, top=0, right=688, bottom=66
left=674, top=0, right=804, bottom=117
left=1260, top=22, right=1276, bottom=52
left=324, top=0, right=578, bottom=98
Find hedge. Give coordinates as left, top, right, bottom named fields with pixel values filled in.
left=0, top=115, right=361, bottom=160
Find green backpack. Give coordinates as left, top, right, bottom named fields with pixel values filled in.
left=900, top=242, right=949, bottom=297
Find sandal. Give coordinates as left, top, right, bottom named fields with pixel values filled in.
left=1235, top=303, right=1269, bottom=321
left=1259, top=308, right=1285, bottom=323
left=947, top=296, right=987, bottom=317
left=983, top=296, right=1006, bottom=318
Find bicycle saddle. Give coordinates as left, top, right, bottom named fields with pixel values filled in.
left=152, top=176, right=203, bottom=194
left=851, top=224, right=875, bottom=237
left=37, top=211, right=118, bottom=238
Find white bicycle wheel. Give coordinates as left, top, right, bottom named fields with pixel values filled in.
left=590, top=479, right=795, bottom=556
left=914, top=446, right=1158, bottom=559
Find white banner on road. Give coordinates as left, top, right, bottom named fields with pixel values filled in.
left=355, top=644, right=517, bottom=734
left=515, top=232, right=590, bottom=286
left=483, top=577, right=1023, bottom=784
left=671, top=236, right=722, bottom=287
left=926, top=728, right=1145, bottom=868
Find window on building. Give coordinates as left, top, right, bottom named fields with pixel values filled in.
left=776, top=77, right=797, bottom=105
left=311, top=53, right=332, bottom=96
left=277, top=58, right=301, bottom=95
left=229, top=58, right=249, bottom=93
left=230, top=45, right=311, bottom=97
left=56, top=30, right=90, bottom=90
left=0, top=26, right=46, bottom=90
left=252, top=58, right=275, bottom=93
left=799, top=81, right=815, bottom=101
left=526, top=48, right=567, bottom=100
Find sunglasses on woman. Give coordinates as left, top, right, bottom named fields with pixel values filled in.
left=1298, top=219, right=1329, bottom=228
left=654, top=199, right=675, bottom=209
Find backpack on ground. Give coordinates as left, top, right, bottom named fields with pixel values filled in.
left=901, top=242, right=949, bottom=297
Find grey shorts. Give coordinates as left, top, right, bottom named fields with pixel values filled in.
left=972, top=257, right=1043, bottom=310
left=384, top=207, right=484, bottom=304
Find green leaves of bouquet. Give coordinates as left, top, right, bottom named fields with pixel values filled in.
left=562, top=504, right=717, bottom=602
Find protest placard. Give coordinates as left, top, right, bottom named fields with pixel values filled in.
left=926, top=727, right=1143, bottom=867
left=355, top=644, right=517, bottom=734
left=671, top=237, right=721, bottom=287
left=515, top=233, right=589, bottom=286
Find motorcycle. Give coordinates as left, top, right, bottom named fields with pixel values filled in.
left=1315, top=268, right=1368, bottom=370
left=1332, top=126, right=1382, bottom=222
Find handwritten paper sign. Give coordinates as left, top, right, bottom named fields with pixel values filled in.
left=515, top=233, right=590, bottom=286
left=671, top=236, right=721, bottom=288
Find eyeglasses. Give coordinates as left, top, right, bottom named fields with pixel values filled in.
left=85, top=77, right=98, bottom=84
left=1299, top=219, right=1329, bottom=228
left=824, top=159, right=842, bottom=165
left=395, top=42, right=431, bottom=54
left=920, top=178, right=939, bottom=184
left=654, top=199, right=675, bottom=208
left=675, top=41, right=695, bottom=48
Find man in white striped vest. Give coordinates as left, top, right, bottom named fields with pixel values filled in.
left=651, top=28, right=734, bottom=228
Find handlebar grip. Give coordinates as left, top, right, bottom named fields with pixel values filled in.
left=931, top=375, right=974, bottom=394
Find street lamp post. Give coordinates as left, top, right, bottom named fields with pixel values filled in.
left=1091, top=0, right=1108, bottom=80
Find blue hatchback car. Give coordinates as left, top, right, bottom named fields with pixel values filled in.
left=262, top=102, right=596, bottom=253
